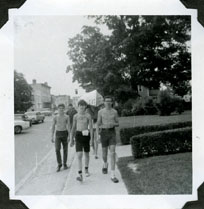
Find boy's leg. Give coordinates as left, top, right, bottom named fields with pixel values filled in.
left=94, top=130, right=98, bottom=158
left=84, top=152, right=89, bottom=168
left=109, top=130, right=119, bottom=183
left=76, top=151, right=83, bottom=181
left=62, top=138, right=68, bottom=168
left=110, top=145, right=116, bottom=171
left=75, top=132, right=83, bottom=181
left=83, top=135, right=90, bottom=176
left=77, top=151, right=83, bottom=171
left=55, top=137, right=62, bottom=171
left=100, top=130, right=109, bottom=173
left=84, top=152, right=90, bottom=177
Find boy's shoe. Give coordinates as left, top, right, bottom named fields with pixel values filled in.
left=64, top=164, right=68, bottom=170
left=76, top=174, right=83, bottom=182
left=56, top=164, right=62, bottom=172
left=95, top=156, right=98, bottom=159
left=85, top=171, right=90, bottom=177
left=111, top=177, right=119, bottom=183
left=102, top=167, right=108, bottom=174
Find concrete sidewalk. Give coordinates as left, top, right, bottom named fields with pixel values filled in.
left=16, top=144, right=131, bottom=195
left=16, top=146, right=76, bottom=195
left=62, top=145, right=128, bottom=195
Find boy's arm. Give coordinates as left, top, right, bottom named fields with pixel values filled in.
left=51, top=116, right=56, bottom=143
left=96, top=111, right=102, bottom=138
left=88, top=114, right=93, bottom=144
left=67, top=115, right=71, bottom=142
left=113, top=110, right=119, bottom=127
left=70, top=114, right=77, bottom=146
left=67, top=115, right=71, bottom=132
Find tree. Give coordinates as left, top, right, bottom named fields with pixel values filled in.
left=14, top=70, right=33, bottom=113
left=67, top=16, right=191, bottom=103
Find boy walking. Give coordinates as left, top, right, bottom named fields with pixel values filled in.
left=96, top=96, right=119, bottom=183
left=51, top=104, right=71, bottom=172
left=70, top=100, right=93, bottom=182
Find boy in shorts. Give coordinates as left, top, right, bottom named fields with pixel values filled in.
left=70, top=100, right=93, bottom=181
left=51, top=103, right=71, bottom=172
left=96, top=96, right=119, bottom=183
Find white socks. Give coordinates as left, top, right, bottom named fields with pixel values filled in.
left=111, top=170, right=115, bottom=178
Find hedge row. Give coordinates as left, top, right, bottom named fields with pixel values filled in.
left=130, top=127, right=192, bottom=159
left=120, top=121, right=192, bottom=145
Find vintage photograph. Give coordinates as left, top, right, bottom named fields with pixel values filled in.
left=14, top=15, right=192, bottom=196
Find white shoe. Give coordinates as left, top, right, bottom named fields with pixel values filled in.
left=85, top=171, right=90, bottom=177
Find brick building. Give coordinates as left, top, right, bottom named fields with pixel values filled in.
left=29, top=79, right=52, bottom=111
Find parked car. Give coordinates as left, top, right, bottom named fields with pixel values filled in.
left=25, top=111, right=45, bottom=124
left=14, top=114, right=32, bottom=127
left=14, top=120, right=30, bottom=134
left=41, top=110, right=52, bottom=116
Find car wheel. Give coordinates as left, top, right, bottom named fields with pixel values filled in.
left=15, top=126, right=22, bottom=134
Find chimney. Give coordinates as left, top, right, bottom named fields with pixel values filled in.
left=44, top=82, right=48, bottom=86
left=32, top=79, right=36, bottom=84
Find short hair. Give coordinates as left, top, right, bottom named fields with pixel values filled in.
left=58, top=103, right=65, bottom=108
left=104, top=95, right=113, bottom=101
left=78, top=99, right=87, bottom=107
left=68, top=103, right=73, bottom=107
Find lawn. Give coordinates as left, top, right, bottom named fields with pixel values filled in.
left=115, top=110, right=191, bottom=144
left=119, top=110, right=192, bottom=128
left=117, top=152, right=192, bottom=194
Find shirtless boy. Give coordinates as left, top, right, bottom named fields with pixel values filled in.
left=96, top=96, right=119, bottom=183
left=51, top=104, right=71, bottom=172
left=70, top=100, right=93, bottom=182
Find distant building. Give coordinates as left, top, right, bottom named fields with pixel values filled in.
left=54, top=95, right=71, bottom=108
left=137, top=85, right=159, bottom=99
left=0, top=180, right=29, bottom=209
left=72, top=96, right=80, bottom=109
left=29, top=79, right=52, bottom=111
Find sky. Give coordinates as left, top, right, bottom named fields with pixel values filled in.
left=14, top=16, right=109, bottom=97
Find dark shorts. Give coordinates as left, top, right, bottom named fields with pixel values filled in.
left=100, top=128, right=116, bottom=148
left=75, top=131, right=90, bottom=152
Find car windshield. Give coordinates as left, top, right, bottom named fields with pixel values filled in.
left=15, top=115, right=22, bottom=120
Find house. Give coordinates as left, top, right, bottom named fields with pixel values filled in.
left=29, top=79, right=52, bottom=111
left=137, top=85, right=159, bottom=99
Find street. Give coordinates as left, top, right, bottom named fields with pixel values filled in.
left=15, top=116, right=54, bottom=187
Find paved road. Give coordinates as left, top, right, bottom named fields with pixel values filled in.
left=15, top=116, right=54, bottom=186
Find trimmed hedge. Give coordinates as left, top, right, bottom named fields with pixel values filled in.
left=130, top=127, right=192, bottom=159
left=120, top=121, right=192, bottom=145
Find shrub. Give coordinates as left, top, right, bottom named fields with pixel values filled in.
left=130, top=127, right=192, bottom=159
left=123, top=99, right=136, bottom=110
left=156, top=90, right=175, bottom=116
left=121, top=109, right=132, bottom=117
left=120, top=121, right=192, bottom=145
left=143, top=97, right=157, bottom=115
left=132, top=99, right=145, bottom=115
left=132, top=97, right=157, bottom=116
left=172, top=96, right=184, bottom=114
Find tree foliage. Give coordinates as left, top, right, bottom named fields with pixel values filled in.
left=14, top=70, right=33, bottom=113
left=67, top=16, right=191, bottom=102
